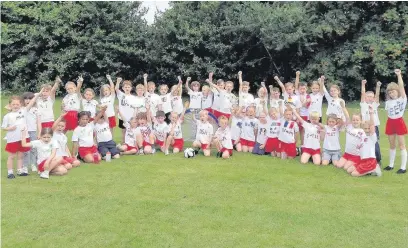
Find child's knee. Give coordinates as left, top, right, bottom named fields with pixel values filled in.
left=65, top=163, right=73, bottom=170
left=173, top=148, right=179, bottom=154
left=222, top=152, right=230, bottom=159
left=72, top=160, right=81, bottom=167
left=144, top=146, right=152, bottom=154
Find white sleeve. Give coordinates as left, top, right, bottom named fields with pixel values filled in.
left=1, top=114, right=9, bottom=129
left=116, top=90, right=124, bottom=100
left=294, top=122, right=299, bottom=132
left=51, top=140, right=59, bottom=149
left=323, top=88, right=331, bottom=101
left=72, top=129, right=79, bottom=142
left=31, top=140, right=41, bottom=148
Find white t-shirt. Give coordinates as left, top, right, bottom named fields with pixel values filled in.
left=302, top=122, right=321, bottom=150
left=72, top=123, right=95, bottom=147
left=345, top=124, right=366, bottom=156
left=202, top=93, right=213, bottom=109
left=31, top=140, right=58, bottom=165
left=25, top=107, right=39, bottom=132
left=323, top=125, right=341, bottom=151
left=219, top=91, right=234, bottom=114
left=145, top=93, right=161, bottom=117
left=171, top=96, right=183, bottom=114
left=195, top=120, right=213, bottom=144
left=82, top=99, right=98, bottom=118
left=160, top=93, right=172, bottom=113
left=324, top=89, right=345, bottom=120
left=2, top=110, right=28, bottom=143
left=254, top=98, right=268, bottom=117
left=62, top=93, right=81, bottom=111
left=230, top=116, right=243, bottom=141
left=211, top=88, right=221, bottom=112
left=360, top=102, right=380, bottom=126
left=123, top=122, right=137, bottom=147
left=309, top=92, right=324, bottom=117
left=266, top=117, right=281, bottom=138
left=239, top=92, right=255, bottom=108
left=361, top=133, right=377, bottom=159
left=278, top=118, right=299, bottom=144
left=135, top=124, right=152, bottom=143
left=188, top=90, right=203, bottom=109
left=215, top=127, right=233, bottom=149
left=282, top=92, right=301, bottom=112
left=117, top=91, right=137, bottom=121
left=297, top=92, right=310, bottom=117
left=269, top=98, right=284, bottom=111
left=385, top=97, right=407, bottom=119
left=94, top=122, right=112, bottom=143
left=169, top=120, right=183, bottom=139
left=134, top=96, right=146, bottom=109
left=52, top=132, right=69, bottom=157
left=256, top=121, right=268, bottom=144
left=36, top=96, right=54, bottom=122
left=153, top=122, right=169, bottom=142
left=241, top=117, right=259, bottom=142
left=100, top=94, right=116, bottom=117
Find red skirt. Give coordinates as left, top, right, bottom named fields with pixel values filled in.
left=172, top=138, right=184, bottom=150
left=78, top=146, right=98, bottom=158
left=342, top=153, right=361, bottom=164
left=108, top=116, right=117, bottom=128
left=5, top=138, right=31, bottom=153
left=302, top=147, right=321, bottom=156
left=278, top=141, right=296, bottom=157
left=64, top=111, right=78, bottom=131
left=385, top=117, right=407, bottom=135
left=155, top=139, right=165, bottom=147
left=240, top=138, right=255, bottom=148
left=201, top=143, right=210, bottom=150
left=264, top=137, right=279, bottom=153
left=41, top=121, right=54, bottom=129
left=38, top=160, right=47, bottom=172
left=220, top=148, right=233, bottom=156
left=62, top=156, right=75, bottom=164
left=355, top=158, right=377, bottom=174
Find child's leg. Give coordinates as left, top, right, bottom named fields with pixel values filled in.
left=312, top=154, right=321, bottom=165
left=64, top=163, right=73, bottom=170
left=17, top=152, right=23, bottom=171
left=192, top=141, right=201, bottom=150
left=121, top=128, right=126, bottom=144
left=375, top=126, right=381, bottom=163
left=50, top=166, right=68, bottom=176
left=149, top=134, right=155, bottom=147
left=336, top=157, right=347, bottom=168
left=397, top=135, right=407, bottom=172
left=347, top=165, right=356, bottom=174
left=82, top=154, right=95, bottom=163
left=121, top=146, right=137, bottom=155
left=343, top=161, right=355, bottom=170
left=281, top=152, right=287, bottom=159
left=107, top=141, right=120, bottom=157
left=165, top=136, right=174, bottom=152
left=136, top=134, right=144, bottom=150
left=203, top=148, right=211, bottom=157
left=386, top=134, right=397, bottom=169
left=144, top=144, right=153, bottom=154
left=7, top=152, right=16, bottom=173
left=300, top=153, right=311, bottom=164
left=235, top=143, right=242, bottom=152
left=98, top=142, right=109, bottom=158
left=248, top=145, right=254, bottom=153
left=222, top=151, right=230, bottom=159
left=242, top=145, right=248, bottom=153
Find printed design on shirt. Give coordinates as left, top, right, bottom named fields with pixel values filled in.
left=96, top=126, right=109, bottom=134
left=65, top=95, right=78, bottom=108
left=259, top=127, right=267, bottom=136
left=244, top=121, right=256, bottom=128
left=388, top=100, right=405, bottom=116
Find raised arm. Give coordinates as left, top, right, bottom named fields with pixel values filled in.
left=395, top=69, right=406, bottom=98
left=238, top=71, right=243, bottom=93
left=106, top=75, right=116, bottom=97
left=274, top=76, right=286, bottom=94
left=361, top=79, right=367, bottom=103
left=93, top=106, right=107, bottom=123
left=51, top=76, right=62, bottom=100
left=206, top=78, right=220, bottom=92
left=374, top=81, right=381, bottom=103
left=289, top=105, right=305, bottom=124
left=52, top=111, right=67, bottom=131
left=185, top=77, right=192, bottom=92
left=177, top=77, right=183, bottom=96
left=143, top=73, right=148, bottom=96
left=76, top=75, right=84, bottom=98
left=319, top=77, right=325, bottom=94
left=340, top=99, right=350, bottom=123
left=26, top=88, right=43, bottom=111
left=115, top=77, right=123, bottom=93
left=295, top=71, right=300, bottom=90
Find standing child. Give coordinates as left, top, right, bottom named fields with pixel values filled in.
left=116, top=78, right=137, bottom=144
left=21, top=128, right=67, bottom=179
left=264, top=107, right=282, bottom=157
left=210, top=75, right=225, bottom=119
left=239, top=106, right=259, bottom=153
left=207, top=78, right=235, bottom=119
left=143, top=73, right=162, bottom=118
left=171, top=77, right=184, bottom=115
left=321, top=114, right=344, bottom=166
left=117, top=107, right=139, bottom=155
left=213, top=116, right=233, bottom=159
left=100, top=75, right=117, bottom=133
left=294, top=71, right=312, bottom=144
left=37, top=77, right=61, bottom=128
left=308, top=77, right=325, bottom=123
left=238, top=71, right=255, bottom=108
left=384, top=69, right=407, bottom=174
left=254, top=82, right=268, bottom=117
left=277, top=108, right=299, bottom=159
left=81, top=88, right=98, bottom=121
left=134, top=83, right=147, bottom=111
left=93, top=107, right=121, bottom=159
left=152, top=111, right=170, bottom=153
left=159, top=84, right=172, bottom=124
left=62, top=76, right=83, bottom=132
left=269, top=86, right=284, bottom=112
left=321, top=76, right=345, bottom=121
left=192, top=110, right=214, bottom=156
left=186, top=76, right=203, bottom=140
left=230, top=106, right=244, bottom=152
left=252, top=112, right=268, bottom=155
left=201, top=85, right=213, bottom=112
left=165, top=102, right=188, bottom=155
left=274, top=75, right=301, bottom=114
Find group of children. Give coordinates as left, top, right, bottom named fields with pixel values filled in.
left=2, top=69, right=407, bottom=179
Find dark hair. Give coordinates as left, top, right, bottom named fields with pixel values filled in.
left=156, top=111, right=165, bottom=118
left=22, top=92, right=35, bottom=100
left=40, top=128, right=53, bottom=136
left=78, top=111, right=91, bottom=120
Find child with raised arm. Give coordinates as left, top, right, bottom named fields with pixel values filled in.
left=186, top=76, right=202, bottom=140
left=360, top=79, right=382, bottom=165
left=152, top=111, right=170, bottom=153
left=277, top=107, right=299, bottom=159
left=171, top=77, right=184, bottom=115
left=93, top=107, right=121, bottom=159
left=37, top=76, right=61, bottom=128
left=238, top=71, right=255, bottom=108
left=210, top=76, right=225, bottom=119
left=274, top=75, right=301, bottom=114
left=81, top=88, right=98, bottom=121
left=346, top=107, right=382, bottom=177
left=144, top=73, right=162, bottom=118
left=240, top=106, right=259, bottom=153
left=52, top=113, right=81, bottom=169
left=201, top=85, right=213, bottom=111
left=116, top=78, right=137, bottom=144
left=252, top=112, right=268, bottom=155
left=135, top=107, right=155, bottom=155
left=321, top=114, right=344, bottom=166
left=308, top=77, right=325, bottom=123
left=117, top=107, right=138, bottom=155
left=100, top=75, right=117, bottom=132
left=207, top=78, right=235, bottom=119
left=165, top=102, right=189, bottom=155
left=269, top=86, right=284, bottom=112
left=230, top=105, right=244, bottom=152
left=213, top=116, right=233, bottom=159
left=254, top=82, right=268, bottom=117
left=321, top=76, right=345, bottom=121
left=21, top=128, right=66, bottom=179
left=384, top=69, right=407, bottom=174
left=158, top=84, right=172, bottom=124
left=264, top=107, right=281, bottom=157
left=192, top=110, right=214, bottom=156
left=62, top=75, right=83, bottom=132
left=294, top=71, right=312, bottom=144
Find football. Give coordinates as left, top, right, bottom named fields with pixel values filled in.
left=184, top=148, right=196, bottom=158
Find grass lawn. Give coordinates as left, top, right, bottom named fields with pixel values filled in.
left=1, top=96, right=408, bottom=248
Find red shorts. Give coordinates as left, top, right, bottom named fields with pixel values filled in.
left=41, top=121, right=54, bottom=129
left=108, top=116, right=117, bottom=128
left=125, top=145, right=138, bottom=151
left=5, top=139, right=31, bottom=153
left=64, top=110, right=78, bottom=131
left=213, top=110, right=222, bottom=119
left=78, top=146, right=98, bottom=158
left=38, top=160, right=47, bottom=172
left=155, top=140, right=165, bottom=147
left=355, top=158, right=377, bottom=174
left=385, top=117, right=407, bottom=135
left=278, top=141, right=296, bottom=157
left=302, top=147, right=321, bottom=156
left=62, top=156, right=75, bottom=164
left=172, top=138, right=184, bottom=150
left=342, top=153, right=361, bottom=164
left=240, top=138, right=256, bottom=148
left=205, top=108, right=212, bottom=114
left=201, top=143, right=210, bottom=150
left=264, top=137, right=279, bottom=153
left=142, top=141, right=152, bottom=148
left=220, top=148, right=233, bottom=156
left=218, top=112, right=231, bottom=119
left=298, top=116, right=309, bottom=130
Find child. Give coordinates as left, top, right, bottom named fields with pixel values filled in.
left=254, top=82, right=268, bottom=117
left=135, top=110, right=155, bottom=155
left=277, top=108, right=299, bottom=159
left=192, top=110, right=214, bottom=156
left=264, top=107, right=281, bottom=157
left=165, top=102, right=188, bottom=155
left=238, top=71, right=255, bottom=108
left=321, top=75, right=345, bottom=121
left=308, top=77, right=325, bottom=122
left=336, top=102, right=365, bottom=170
left=230, top=106, right=244, bottom=152
left=81, top=88, right=98, bottom=121
left=152, top=111, right=170, bottom=153
left=269, top=86, right=284, bottom=110
left=158, top=84, right=172, bottom=124
left=72, top=111, right=104, bottom=163
left=252, top=112, right=268, bottom=155
left=292, top=109, right=324, bottom=165
left=213, top=116, right=233, bottom=159
left=207, top=78, right=235, bottom=119
left=321, top=114, right=343, bottom=166
left=37, top=77, right=61, bottom=128
left=186, top=76, right=202, bottom=140
left=201, top=85, right=213, bottom=111
left=21, top=128, right=66, bottom=179
left=360, top=79, right=382, bottom=164
left=144, top=73, right=162, bottom=118
left=346, top=108, right=382, bottom=177
left=240, top=106, right=259, bottom=153
left=210, top=74, right=225, bottom=119
left=52, top=114, right=81, bottom=169
left=93, top=107, right=121, bottom=159
left=171, top=77, right=183, bottom=115
left=116, top=78, right=137, bottom=144
left=134, top=83, right=147, bottom=111
left=384, top=69, right=407, bottom=174
left=294, top=71, right=312, bottom=144
left=2, top=96, right=31, bottom=178
left=117, top=108, right=139, bottom=155
left=274, top=75, right=301, bottom=114
left=62, top=76, right=83, bottom=131
left=100, top=75, right=117, bottom=133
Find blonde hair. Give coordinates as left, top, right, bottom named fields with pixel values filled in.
left=271, top=87, right=280, bottom=92
left=191, top=81, right=200, bottom=87
left=326, top=114, right=338, bottom=123
left=386, top=82, right=400, bottom=97
left=298, top=82, right=308, bottom=88
left=330, top=84, right=341, bottom=97
left=84, top=88, right=95, bottom=96
left=218, top=115, right=228, bottom=123
left=202, top=85, right=210, bottom=91
left=216, top=79, right=224, bottom=85
left=310, top=81, right=320, bottom=88
left=122, top=80, right=132, bottom=87
left=65, top=81, right=76, bottom=88
left=242, top=81, right=250, bottom=86
left=40, top=84, right=52, bottom=91
left=225, top=81, right=234, bottom=87
left=135, top=84, right=145, bottom=91
left=100, top=84, right=111, bottom=97
left=285, top=82, right=294, bottom=88
left=309, top=111, right=320, bottom=119
left=9, top=95, right=22, bottom=104
left=199, top=109, right=209, bottom=116
left=147, top=81, right=155, bottom=87
left=269, top=107, right=278, bottom=113
left=159, top=84, right=168, bottom=91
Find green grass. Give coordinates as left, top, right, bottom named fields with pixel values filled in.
left=1, top=97, right=408, bottom=248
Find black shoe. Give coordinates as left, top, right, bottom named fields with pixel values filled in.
left=396, top=169, right=406, bottom=174
left=194, top=149, right=199, bottom=155
left=216, top=152, right=221, bottom=158
left=18, top=172, right=29, bottom=176
left=7, top=174, right=15, bottom=179
left=384, top=166, right=394, bottom=171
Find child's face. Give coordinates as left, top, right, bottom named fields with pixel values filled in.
left=286, top=85, right=294, bottom=95
left=160, top=86, right=168, bottom=95
left=311, top=84, right=320, bottom=94
left=170, top=114, right=178, bottom=123
left=351, top=115, right=362, bottom=128
left=363, top=123, right=370, bottom=134
left=10, top=100, right=21, bottom=112
left=24, top=98, right=32, bottom=106
left=298, top=86, right=307, bottom=94
left=123, top=85, right=132, bottom=94
left=388, top=89, right=398, bottom=100
left=102, top=87, right=111, bottom=97
left=138, top=118, right=146, bottom=126
left=192, top=85, right=200, bottom=92
left=258, top=88, right=266, bottom=98
left=310, top=116, right=319, bottom=125
left=225, top=83, right=233, bottom=92
left=148, top=85, right=155, bottom=93
left=327, top=118, right=337, bottom=127
left=365, top=92, right=374, bottom=103
left=247, top=108, right=255, bottom=117
left=40, top=134, right=52, bottom=144
left=41, top=89, right=50, bottom=98
left=284, top=111, right=293, bottom=121
left=330, top=87, right=339, bottom=98
left=66, top=84, right=77, bottom=94
left=84, top=91, right=94, bottom=101
left=242, top=85, right=249, bottom=93
left=199, top=112, right=208, bottom=122
left=130, top=119, right=138, bottom=128
left=157, top=116, right=165, bottom=124
left=217, top=82, right=225, bottom=89
left=202, top=88, right=209, bottom=95
left=258, top=113, right=266, bottom=122
left=219, top=119, right=228, bottom=129
left=56, top=122, right=66, bottom=132
left=272, top=90, right=280, bottom=99
left=269, top=109, right=278, bottom=119
left=79, top=115, right=89, bottom=127
left=97, top=117, right=105, bottom=124
left=136, top=88, right=144, bottom=97
left=172, top=88, right=179, bottom=96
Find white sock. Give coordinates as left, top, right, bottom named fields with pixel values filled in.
left=401, top=149, right=407, bottom=170
left=389, top=149, right=396, bottom=167
left=17, top=168, right=23, bottom=174
left=8, top=169, right=13, bottom=175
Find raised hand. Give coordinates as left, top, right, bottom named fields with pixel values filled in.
left=376, top=81, right=382, bottom=87
left=273, top=76, right=279, bottom=81
left=77, top=75, right=84, bottom=83
left=55, top=76, right=62, bottom=84
left=177, top=76, right=182, bottom=83
left=362, top=79, right=367, bottom=85
left=143, top=74, right=148, bottom=79
left=106, top=75, right=112, bottom=81
left=320, top=75, right=325, bottom=81
left=395, top=69, right=401, bottom=75
left=187, top=77, right=191, bottom=82
left=261, top=82, right=265, bottom=87
left=116, top=77, right=122, bottom=83
left=296, top=71, right=300, bottom=76
left=238, top=71, right=242, bottom=77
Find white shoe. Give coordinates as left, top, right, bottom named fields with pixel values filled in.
left=165, top=150, right=169, bottom=155
left=138, top=149, right=144, bottom=155
left=22, top=167, right=29, bottom=174
left=152, top=148, right=156, bottom=154
left=374, top=164, right=382, bottom=177
left=31, top=165, right=37, bottom=172
left=40, top=171, right=49, bottom=179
